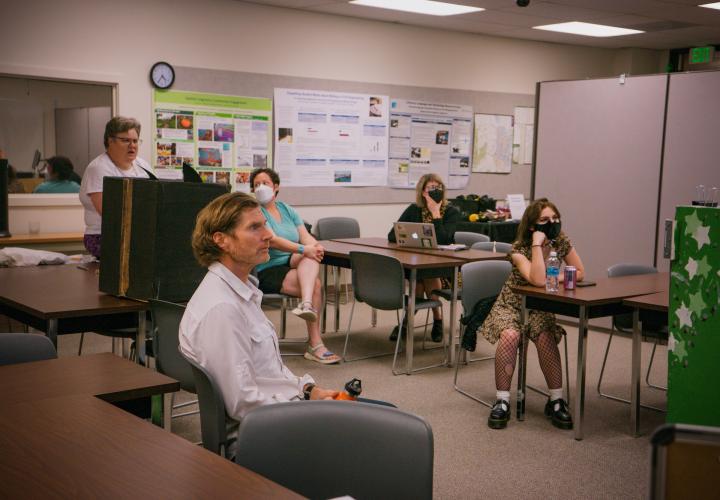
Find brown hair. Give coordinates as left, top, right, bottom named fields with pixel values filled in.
left=415, top=173, right=446, bottom=208
left=104, top=116, right=142, bottom=148
left=514, top=197, right=562, bottom=246
left=192, top=192, right=259, bottom=267
left=249, top=168, right=280, bottom=192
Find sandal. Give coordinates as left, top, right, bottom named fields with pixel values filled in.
left=292, top=301, right=318, bottom=322
left=304, top=343, right=341, bottom=365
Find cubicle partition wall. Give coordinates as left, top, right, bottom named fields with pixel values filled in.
left=656, top=71, right=720, bottom=271
left=533, top=74, right=668, bottom=282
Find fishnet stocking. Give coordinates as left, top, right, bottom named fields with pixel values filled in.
left=532, top=331, right=562, bottom=390
left=494, top=329, right=521, bottom=391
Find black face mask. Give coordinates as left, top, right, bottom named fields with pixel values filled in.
left=428, top=188, right=444, bottom=204
left=535, top=221, right=561, bottom=240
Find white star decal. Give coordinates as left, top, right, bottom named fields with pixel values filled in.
left=694, top=225, right=711, bottom=248
left=686, top=258, right=698, bottom=279
left=676, top=304, right=693, bottom=329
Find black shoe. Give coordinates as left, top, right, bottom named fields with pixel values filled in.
left=431, top=319, right=443, bottom=342
left=389, top=322, right=407, bottom=341
left=544, top=398, right=573, bottom=430
left=488, top=399, right=510, bottom=429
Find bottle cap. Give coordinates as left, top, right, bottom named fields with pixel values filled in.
left=549, top=251, right=557, bottom=257
left=345, top=378, right=362, bottom=397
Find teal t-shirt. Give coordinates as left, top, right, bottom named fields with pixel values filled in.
left=255, top=201, right=303, bottom=272
left=33, top=180, right=80, bottom=194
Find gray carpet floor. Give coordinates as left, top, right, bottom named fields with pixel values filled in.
left=53, top=300, right=667, bottom=499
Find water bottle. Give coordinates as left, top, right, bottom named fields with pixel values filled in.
left=334, top=378, right=362, bottom=401
left=545, top=251, right=560, bottom=292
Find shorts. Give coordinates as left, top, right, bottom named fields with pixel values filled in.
left=84, top=234, right=102, bottom=259
left=257, top=261, right=292, bottom=294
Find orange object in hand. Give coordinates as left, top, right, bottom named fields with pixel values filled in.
left=334, top=378, right=362, bottom=401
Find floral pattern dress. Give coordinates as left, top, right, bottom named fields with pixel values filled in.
left=477, top=234, right=572, bottom=345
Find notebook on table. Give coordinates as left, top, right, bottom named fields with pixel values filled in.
left=393, top=222, right=466, bottom=251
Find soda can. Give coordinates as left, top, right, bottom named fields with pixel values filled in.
left=564, top=266, right=577, bottom=290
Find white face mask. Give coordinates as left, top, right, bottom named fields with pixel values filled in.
left=254, top=184, right=275, bottom=206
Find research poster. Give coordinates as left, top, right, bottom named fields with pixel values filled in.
left=472, top=113, right=513, bottom=173
left=274, top=88, right=389, bottom=186
left=388, top=99, right=472, bottom=190
left=513, top=106, right=534, bottom=165
left=152, top=90, right=272, bottom=192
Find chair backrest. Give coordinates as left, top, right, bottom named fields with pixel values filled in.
left=650, top=423, right=720, bottom=499
left=0, top=333, right=57, bottom=366
left=454, top=231, right=490, bottom=246
left=607, top=263, right=658, bottom=330
left=460, top=260, right=512, bottom=314
left=350, top=251, right=404, bottom=311
left=184, top=356, right=233, bottom=457
left=234, top=401, right=434, bottom=500
left=315, top=217, right=360, bottom=240
left=471, top=241, right=513, bottom=254
left=149, top=299, right=195, bottom=393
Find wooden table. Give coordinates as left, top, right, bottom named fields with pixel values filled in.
left=623, top=290, right=669, bottom=436
left=0, top=264, right=148, bottom=362
left=512, top=272, right=669, bottom=440
left=0, top=232, right=84, bottom=253
left=0, top=355, right=300, bottom=499
left=322, top=240, right=468, bottom=373
left=330, top=236, right=504, bottom=261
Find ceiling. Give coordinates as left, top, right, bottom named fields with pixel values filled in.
left=237, top=0, right=720, bottom=49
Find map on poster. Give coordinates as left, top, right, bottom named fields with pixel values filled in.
left=152, top=90, right=272, bottom=192
left=472, top=113, right=513, bottom=173
left=388, top=99, right=472, bottom=190
left=274, top=88, right=389, bottom=186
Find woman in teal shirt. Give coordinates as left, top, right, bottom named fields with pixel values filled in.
left=33, top=156, right=80, bottom=193
left=250, top=168, right=340, bottom=365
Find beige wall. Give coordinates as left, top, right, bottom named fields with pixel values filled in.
left=1, top=0, right=665, bottom=235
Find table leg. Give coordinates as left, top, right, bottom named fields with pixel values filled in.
left=163, top=393, right=172, bottom=430
left=447, top=266, right=459, bottom=366
left=574, top=305, right=588, bottom=441
left=137, top=311, right=147, bottom=366
left=321, top=265, right=327, bottom=333
left=371, top=308, right=377, bottom=327
left=630, top=307, right=641, bottom=437
left=517, top=295, right=527, bottom=421
left=334, top=266, right=340, bottom=333
left=47, top=318, right=58, bottom=348
left=406, top=269, right=417, bottom=375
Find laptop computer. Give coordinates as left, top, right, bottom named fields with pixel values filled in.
left=394, top=222, right=438, bottom=249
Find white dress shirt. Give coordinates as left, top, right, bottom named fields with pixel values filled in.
left=179, top=261, right=314, bottom=421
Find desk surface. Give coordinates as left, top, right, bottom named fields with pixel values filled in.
left=0, top=395, right=302, bottom=499
left=322, top=240, right=465, bottom=269
left=0, top=232, right=84, bottom=246
left=623, top=289, right=669, bottom=312
left=0, top=353, right=179, bottom=405
left=330, top=237, right=506, bottom=262
left=0, top=264, right=145, bottom=319
left=511, top=272, right=669, bottom=306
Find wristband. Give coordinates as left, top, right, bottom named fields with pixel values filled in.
left=297, top=244, right=305, bottom=255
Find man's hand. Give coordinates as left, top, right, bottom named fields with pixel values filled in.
left=310, top=386, right=339, bottom=400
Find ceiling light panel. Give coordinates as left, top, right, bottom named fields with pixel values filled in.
left=533, top=21, right=644, bottom=37
left=349, top=0, right=484, bottom=16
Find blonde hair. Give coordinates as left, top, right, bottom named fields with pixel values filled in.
left=415, top=173, right=446, bottom=207
left=192, top=192, right=259, bottom=267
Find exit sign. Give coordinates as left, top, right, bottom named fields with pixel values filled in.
left=690, top=46, right=715, bottom=64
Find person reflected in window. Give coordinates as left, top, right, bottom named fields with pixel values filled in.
left=33, top=156, right=80, bottom=193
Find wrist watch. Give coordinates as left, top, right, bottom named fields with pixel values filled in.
left=297, top=244, right=305, bottom=255
left=303, top=383, right=316, bottom=400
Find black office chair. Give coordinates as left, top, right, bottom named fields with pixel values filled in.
left=249, top=272, right=303, bottom=355
left=597, top=263, right=667, bottom=411
left=149, top=299, right=198, bottom=429
left=0, top=332, right=57, bottom=365
left=235, top=401, right=434, bottom=500
left=184, top=356, right=235, bottom=459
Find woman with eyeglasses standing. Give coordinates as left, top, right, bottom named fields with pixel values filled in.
left=478, top=198, right=585, bottom=431
left=79, top=116, right=152, bottom=259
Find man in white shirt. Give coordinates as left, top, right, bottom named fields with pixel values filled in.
left=79, top=116, right=151, bottom=258
left=179, top=192, right=339, bottom=423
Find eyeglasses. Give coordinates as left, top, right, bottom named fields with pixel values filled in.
left=112, top=136, right=142, bottom=146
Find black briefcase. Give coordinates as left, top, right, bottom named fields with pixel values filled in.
left=99, top=177, right=228, bottom=301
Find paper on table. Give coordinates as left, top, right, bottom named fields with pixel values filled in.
left=506, top=194, right=526, bottom=221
